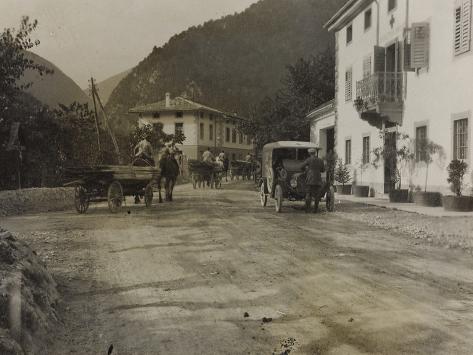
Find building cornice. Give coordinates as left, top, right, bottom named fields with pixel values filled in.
left=325, top=0, right=373, bottom=32
left=306, top=100, right=335, bottom=120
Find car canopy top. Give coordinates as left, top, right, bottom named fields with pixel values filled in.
left=261, top=141, right=321, bottom=178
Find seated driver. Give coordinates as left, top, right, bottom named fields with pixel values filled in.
left=134, top=136, right=155, bottom=166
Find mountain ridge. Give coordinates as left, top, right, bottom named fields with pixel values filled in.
left=20, top=52, right=91, bottom=108
left=106, top=0, right=345, bottom=122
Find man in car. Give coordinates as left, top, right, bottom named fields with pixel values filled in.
left=300, top=148, right=325, bottom=213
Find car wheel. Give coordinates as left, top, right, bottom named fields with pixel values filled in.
left=326, top=186, right=335, bottom=212
left=260, top=181, right=268, bottom=207
left=274, top=184, right=283, bottom=213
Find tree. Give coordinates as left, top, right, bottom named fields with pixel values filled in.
left=334, top=159, right=351, bottom=186
left=415, top=138, right=445, bottom=192
left=447, top=159, right=468, bottom=197
left=372, top=131, right=414, bottom=190
left=0, top=16, right=52, bottom=115
left=240, top=48, right=335, bottom=149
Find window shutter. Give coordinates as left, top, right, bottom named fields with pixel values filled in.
left=410, top=22, right=430, bottom=68
left=345, top=68, right=353, bottom=101
left=461, top=0, right=472, bottom=53
left=373, top=46, right=386, bottom=72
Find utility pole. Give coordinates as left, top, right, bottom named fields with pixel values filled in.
left=89, top=78, right=101, bottom=154
left=90, top=77, right=122, bottom=164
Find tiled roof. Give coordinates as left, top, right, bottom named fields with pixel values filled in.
left=129, top=96, right=230, bottom=116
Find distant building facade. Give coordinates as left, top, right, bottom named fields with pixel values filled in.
left=323, top=0, right=473, bottom=194
left=129, top=93, right=253, bottom=161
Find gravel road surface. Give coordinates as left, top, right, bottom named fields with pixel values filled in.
left=2, top=181, right=473, bottom=354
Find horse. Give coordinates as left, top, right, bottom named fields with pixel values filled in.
left=158, top=155, right=180, bottom=202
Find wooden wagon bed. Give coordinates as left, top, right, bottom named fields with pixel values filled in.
left=64, top=165, right=160, bottom=214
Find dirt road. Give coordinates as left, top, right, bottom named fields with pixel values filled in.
left=3, top=182, right=473, bottom=354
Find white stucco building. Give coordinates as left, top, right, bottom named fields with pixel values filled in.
left=129, top=93, right=253, bottom=161
left=315, top=0, right=473, bottom=194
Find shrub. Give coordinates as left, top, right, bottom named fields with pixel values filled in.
left=334, top=159, right=351, bottom=186
left=447, top=160, right=468, bottom=197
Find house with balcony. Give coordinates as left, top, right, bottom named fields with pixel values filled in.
left=324, top=0, right=473, bottom=194
left=129, top=93, right=253, bottom=161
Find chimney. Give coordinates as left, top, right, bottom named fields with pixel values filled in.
left=165, top=92, right=171, bottom=108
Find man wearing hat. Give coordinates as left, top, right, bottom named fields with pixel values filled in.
left=300, top=148, right=325, bottom=213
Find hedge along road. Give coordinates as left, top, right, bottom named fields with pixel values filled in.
left=2, top=181, right=473, bottom=354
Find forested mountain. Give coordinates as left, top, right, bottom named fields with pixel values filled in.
left=106, top=0, right=345, bottom=122
left=19, top=52, right=90, bottom=108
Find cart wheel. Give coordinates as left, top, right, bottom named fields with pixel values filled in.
left=259, top=181, right=268, bottom=207
left=74, top=185, right=89, bottom=214
left=326, top=186, right=335, bottom=212
left=145, top=183, right=154, bottom=208
left=107, top=180, right=123, bottom=213
left=274, top=184, right=283, bottom=213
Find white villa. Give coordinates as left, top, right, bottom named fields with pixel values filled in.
left=311, top=0, right=473, bottom=194
left=129, top=93, right=253, bottom=161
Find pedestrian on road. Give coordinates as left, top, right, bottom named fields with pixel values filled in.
left=300, top=148, right=325, bottom=213
left=223, top=155, right=229, bottom=182
left=157, top=149, right=170, bottom=203
left=202, top=147, right=214, bottom=164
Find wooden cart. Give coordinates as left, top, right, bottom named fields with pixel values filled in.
left=188, top=160, right=222, bottom=189
left=64, top=165, right=160, bottom=214
left=229, top=160, right=255, bottom=181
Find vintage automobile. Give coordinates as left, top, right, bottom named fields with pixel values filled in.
left=259, top=141, right=335, bottom=213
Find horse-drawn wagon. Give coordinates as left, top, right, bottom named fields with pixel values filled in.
left=64, top=165, right=160, bottom=214
left=188, top=160, right=223, bottom=189
left=229, top=160, right=258, bottom=181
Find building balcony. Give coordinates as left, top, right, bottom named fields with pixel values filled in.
left=354, top=72, right=404, bottom=129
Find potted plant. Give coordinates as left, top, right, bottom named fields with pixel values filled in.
left=353, top=160, right=370, bottom=197
left=413, top=138, right=445, bottom=207
left=443, top=160, right=473, bottom=211
left=334, top=159, right=352, bottom=194
left=372, top=131, right=414, bottom=203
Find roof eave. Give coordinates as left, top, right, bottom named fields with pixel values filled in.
left=324, top=0, right=372, bottom=32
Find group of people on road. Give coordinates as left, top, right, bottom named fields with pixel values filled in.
left=133, top=137, right=324, bottom=213
left=133, top=136, right=180, bottom=203
left=202, top=148, right=230, bottom=181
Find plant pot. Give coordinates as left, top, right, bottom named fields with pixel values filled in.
left=353, top=185, right=369, bottom=197
left=442, top=195, right=473, bottom=212
left=414, top=191, right=442, bottom=207
left=389, top=189, right=410, bottom=203
left=336, top=185, right=352, bottom=195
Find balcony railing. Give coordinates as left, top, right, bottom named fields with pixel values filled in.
left=355, top=72, right=403, bottom=107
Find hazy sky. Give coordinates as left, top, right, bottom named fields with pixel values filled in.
left=1, top=0, right=258, bottom=88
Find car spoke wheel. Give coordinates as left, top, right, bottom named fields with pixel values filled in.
left=274, top=184, right=283, bottom=213
left=107, top=181, right=123, bottom=213
left=260, top=181, right=268, bottom=207
left=326, top=186, right=335, bottom=212
left=74, top=185, right=89, bottom=214
left=144, top=183, right=154, bottom=208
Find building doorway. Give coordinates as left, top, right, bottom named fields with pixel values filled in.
left=326, top=128, right=335, bottom=154
left=384, top=131, right=397, bottom=193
